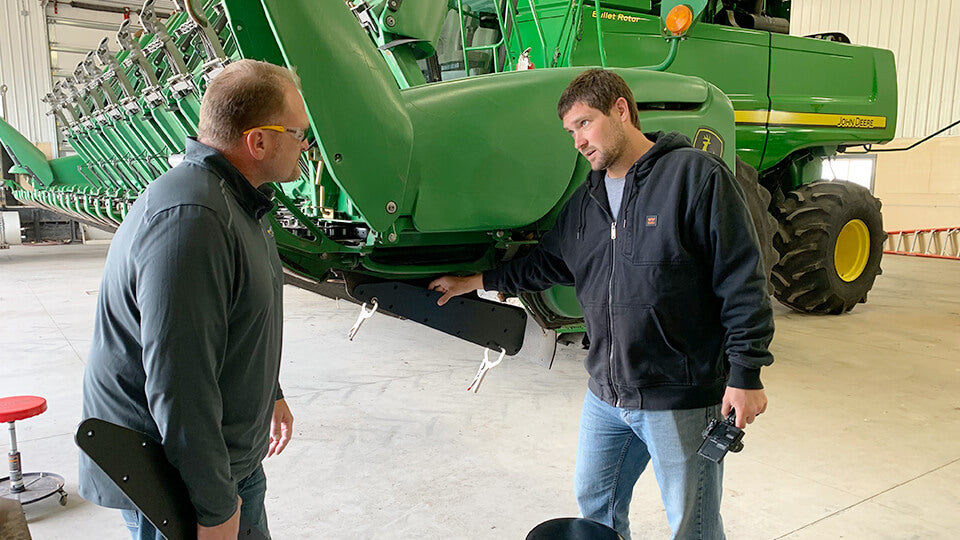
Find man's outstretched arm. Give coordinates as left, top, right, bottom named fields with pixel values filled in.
left=429, top=193, right=579, bottom=307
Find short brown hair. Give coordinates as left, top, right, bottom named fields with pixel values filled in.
left=557, top=69, right=640, bottom=129
left=198, top=59, right=302, bottom=148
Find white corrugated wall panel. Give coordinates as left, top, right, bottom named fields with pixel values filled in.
left=46, top=3, right=147, bottom=81
left=0, top=0, right=57, bottom=154
left=791, top=0, right=960, bottom=138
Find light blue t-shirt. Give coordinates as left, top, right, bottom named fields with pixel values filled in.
left=605, top=172, right=627, bottom=220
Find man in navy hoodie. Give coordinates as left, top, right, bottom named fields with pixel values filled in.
left=429, top=69, right=773, bottom=539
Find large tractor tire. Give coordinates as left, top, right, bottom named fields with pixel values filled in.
left=771, top=181, right=885, bottom=314
left=734, top=157, right=780, bottom=291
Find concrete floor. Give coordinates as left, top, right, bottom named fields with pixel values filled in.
left=1, top=243, right=959, bottom=539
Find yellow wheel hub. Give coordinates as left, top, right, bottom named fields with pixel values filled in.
left=834, top=219, right=870, bottom=282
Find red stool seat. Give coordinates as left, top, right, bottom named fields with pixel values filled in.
left=0, top=395, right=65, bottom=507
left=0, top=397, right=47, bottom=423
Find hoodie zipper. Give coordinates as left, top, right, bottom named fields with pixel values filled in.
left=588, top=187, right=621, bottom=408
left=609, top=220, right=620, bottom=408
left=583, top=135, right=677, bottom=408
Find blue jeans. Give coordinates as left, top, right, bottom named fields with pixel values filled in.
left=574, top=389, right=725, bottom=540
left=121, top=464, right=270, bottom=540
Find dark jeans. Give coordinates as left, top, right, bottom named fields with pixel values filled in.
left=121, top=464, right=270, bottom=539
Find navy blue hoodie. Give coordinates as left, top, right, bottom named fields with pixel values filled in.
left=484, top=131, right=774, bottom=410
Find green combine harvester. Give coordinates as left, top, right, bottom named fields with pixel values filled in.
left=0, top=0, right=896, bottom=360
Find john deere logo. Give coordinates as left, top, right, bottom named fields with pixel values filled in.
left=694, top=127, right=724, bottom=158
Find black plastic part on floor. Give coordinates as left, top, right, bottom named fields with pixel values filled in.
left=526, top=517, right=623, bottom=540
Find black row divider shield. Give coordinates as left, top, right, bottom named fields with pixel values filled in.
left=75, top=418, right=268, bottom=540
left=351, top=281, right=527, bottom=355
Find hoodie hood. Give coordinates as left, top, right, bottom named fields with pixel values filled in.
left=586, top=130, right=694, bottom=189
left=577, top=131, right=693, bottom=239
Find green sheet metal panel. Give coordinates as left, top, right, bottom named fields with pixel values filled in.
left=672, top=23, right=771, bottom=169
left=602, top=0, right=653, bottom=11
left=402, top=68, right=580, bottom=232
left=47, top=155, right=88, bottom=187
left=762, top=34, right=897, bottom=172
left=541, top=282, right=583, bottom=319
left=255, top=0, right=413, bottom=234
left=0, top=117, right=54, bottom=187
left=404, top=67, right=728, bottom=232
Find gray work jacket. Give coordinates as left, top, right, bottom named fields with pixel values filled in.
left=79, top=138, right=284, bottom=527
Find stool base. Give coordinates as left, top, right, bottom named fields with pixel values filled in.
left=0, top=473, right=66, bottom=506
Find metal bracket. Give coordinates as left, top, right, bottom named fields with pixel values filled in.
left=348, top=1, right=380, bottom=39
left=377, top=38, right=426, bottom=51
left=347, top=300, right=379, bottom=340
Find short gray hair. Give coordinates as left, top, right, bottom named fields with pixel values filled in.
left=198, top=59, right=302, bottom=148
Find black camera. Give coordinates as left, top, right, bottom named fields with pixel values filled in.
left=697, top=410, right=744, bottom=463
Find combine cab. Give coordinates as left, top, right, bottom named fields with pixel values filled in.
left=0, top=0, right=896, bottom=361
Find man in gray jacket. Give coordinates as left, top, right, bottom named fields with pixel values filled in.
left=80, top=59, right=309, bottom=540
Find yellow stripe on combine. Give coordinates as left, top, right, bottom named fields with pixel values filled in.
left=734, top=110, right=769, bottom=124
left=734, top=110, right=887, bottom=129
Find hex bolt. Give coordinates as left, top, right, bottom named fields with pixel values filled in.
left=334, top=153, right=343, bottom=163
left=385, top=15, right=396, bottom=27
left=387, top=232, right=397, bottom=243
left=385, top=201, right=397, bottom=214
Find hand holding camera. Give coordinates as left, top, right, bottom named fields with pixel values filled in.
left=697, top=410, right=745, bottom=463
